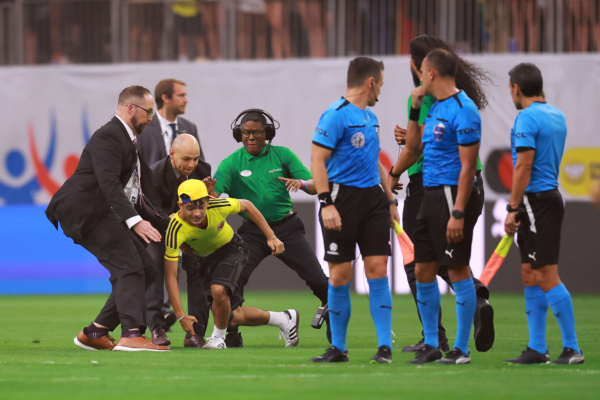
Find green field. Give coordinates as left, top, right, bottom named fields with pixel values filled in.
left=0, top=292, right=598, bottom=399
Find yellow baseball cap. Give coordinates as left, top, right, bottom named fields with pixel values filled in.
left=178, top=179, right=209, bottom=203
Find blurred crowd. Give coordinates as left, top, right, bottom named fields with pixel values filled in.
left=2, top=0, right=600, bottom=65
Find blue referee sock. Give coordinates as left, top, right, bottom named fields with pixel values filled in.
left=367, top=277, right=393, bottom=350
left=524, top=285, right=548, bottom=354
left=328, top=282, right=351, bottom=353
left=416, top=281, right=440, bottom=349
left=545, top=283, right=581, bottom=354
left=453, top=278, right=476, bottom=355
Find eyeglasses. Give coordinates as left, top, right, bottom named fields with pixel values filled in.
left=241, top=130, right=265, bottom=138
left=131, top=104, right=153, bottom=117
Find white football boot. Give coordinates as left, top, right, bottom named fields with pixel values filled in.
left=279, top=309, right=300, bottom=347
left=202, top=336, right=226, bottom=349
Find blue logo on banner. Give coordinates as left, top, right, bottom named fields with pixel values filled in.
left=0, top=107, right=90, bottom=205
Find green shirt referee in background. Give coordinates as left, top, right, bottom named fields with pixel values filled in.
left=389, top=35, right=494, bottom=354
left=210, top=109, right=330, bottom=347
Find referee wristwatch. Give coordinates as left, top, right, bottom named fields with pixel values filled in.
left=506, top=204, right=519, bottom=213
left=389, top=166, right=401, bottom=178
left=451, top=209, right=465, bottom=219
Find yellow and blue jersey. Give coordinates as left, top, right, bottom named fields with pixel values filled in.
left=164, top=198, right=241, bottom=260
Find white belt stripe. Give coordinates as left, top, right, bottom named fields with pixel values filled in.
left=523, top=194, right=537, bottom=233
left=331, top=183, right=340, bottom=203
left=443, top=185, right=454, bottom=214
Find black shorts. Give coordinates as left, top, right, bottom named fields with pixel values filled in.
left=319, top=183, right=391, bottom=263
left=413, top=183, right=483, bottom=267
left=194, top=234, right=247, bottom=313
left=516, top=189, right=563, bottom=269
left=174, top=14, right=203, bottom=37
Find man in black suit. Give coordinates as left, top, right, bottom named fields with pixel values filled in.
left=137, top=78, right=205, bottom=166
left=146, top=133, right=213, bottom=348
left=138, top=78, right=207, bottom=328
left=46, top=86, right=171, bottom=352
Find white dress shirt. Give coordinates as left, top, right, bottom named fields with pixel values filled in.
left=155, top=111, right=178, bottom=156
left=115, top=115, right=143, bottom=229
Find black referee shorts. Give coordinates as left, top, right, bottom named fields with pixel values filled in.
left=413, top=183, right=483, bottom=267
left=320, top=183, right=391, bottom=264
left=194, top=234, right=247, bottom=313
left=516, top=189, right=564, bottom=269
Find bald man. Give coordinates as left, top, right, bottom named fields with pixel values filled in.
left=146, top=134, right=213, bottom=347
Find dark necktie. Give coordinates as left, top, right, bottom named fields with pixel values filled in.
left=133, top=136, right=160, bottom=217
left=169, top=123, right=178, bottom=145
left=178, top=174, right=187, bottom=185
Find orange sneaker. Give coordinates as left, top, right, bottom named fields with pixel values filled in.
left=74, top=329, right=116, bottom=350
left=113, top=336, right=170, bottom=352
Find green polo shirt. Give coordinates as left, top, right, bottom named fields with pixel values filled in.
left=406, top=93, right=483, bottom=177
left=214, top=145, right=312, bottom=223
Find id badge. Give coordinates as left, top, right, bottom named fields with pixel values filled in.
left=129, top=186, right=139, bottom=204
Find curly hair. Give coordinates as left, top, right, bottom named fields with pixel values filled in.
left=409, top=35, right=492, bottom=110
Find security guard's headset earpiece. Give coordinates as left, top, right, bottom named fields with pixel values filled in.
left=230, top=109, right=291, bottom=178
left=231, top=108, right=279, bottom=142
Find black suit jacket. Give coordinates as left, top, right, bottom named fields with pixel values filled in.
left=46, top=117, right=168, bottom=239
left=150, top=156, right=212, bottom=220
left=137, top=114, right=205, bottom=167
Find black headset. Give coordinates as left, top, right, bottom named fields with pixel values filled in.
left=231, top=108, right=279, bottom=142
left=230, top=108, right=291, bottom=178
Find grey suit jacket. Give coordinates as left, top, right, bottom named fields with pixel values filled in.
left=137, top=114, right=205, bottom=166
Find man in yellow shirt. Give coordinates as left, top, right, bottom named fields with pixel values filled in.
left=164, top=179, right=299, bottom=349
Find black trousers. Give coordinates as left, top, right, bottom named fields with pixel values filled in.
left=236, top=214, right=329, bottom=304
left=403, top=173, right=489, bottom=340
left=74, top=214, right=157, bottom=334
left=145, top=240, right=210, bottom=336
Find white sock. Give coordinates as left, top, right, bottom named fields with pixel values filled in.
left=267, top=311, right=289, bottom=330
left=211, top=326, right=227, bottom=339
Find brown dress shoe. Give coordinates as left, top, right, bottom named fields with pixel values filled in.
left=113, top=336, right=170, bottom=352
left=184, top=335, right=206, bottom=348
left=151, top=325, right=171, bottom=346
left=74, top=330, right=116, bottom=350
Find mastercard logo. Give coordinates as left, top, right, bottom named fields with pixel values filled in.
left=559, top=148, right=600, bottom=196
left=485, top=148, right=513, bottom=193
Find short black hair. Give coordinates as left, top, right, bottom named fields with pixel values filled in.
left=424, top=49, right=457, bottom=78
left=240, top=111, right=267, bottom=129
left=509, top=63, right=543, bottom=97
left=118, top=85, right=152, bottom=106
left=347, top=57, right=384, bottom=88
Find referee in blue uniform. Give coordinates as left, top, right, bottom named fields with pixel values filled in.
left=504, top=63, right=583, bottom=365
left=309, top=57, right=400, bottom=364
left=403, top=49, right=484, bottom=365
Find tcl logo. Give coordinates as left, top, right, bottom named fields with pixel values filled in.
left=315, top=128, right=328, bottom=137
left=457, top=127, right=477, bottom=135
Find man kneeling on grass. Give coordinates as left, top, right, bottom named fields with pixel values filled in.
left=164, top=179, right=300, bottom=349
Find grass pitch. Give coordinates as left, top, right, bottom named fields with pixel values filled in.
left=0, top=292, right=598, bottom=399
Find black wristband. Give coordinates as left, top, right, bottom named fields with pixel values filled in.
left=318, top=192, right=334, bottom=207
left=389, top=199, right=398, bottom=206
left=506, top=204, right=519, bottom=213
left=389, top=166, right=401, bottom=178
left=409, top=107, right=421, bottom=122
